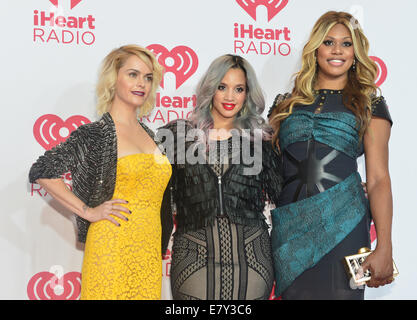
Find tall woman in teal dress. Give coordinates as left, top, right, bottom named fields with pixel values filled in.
left=268, top=11, right=394, bottom=299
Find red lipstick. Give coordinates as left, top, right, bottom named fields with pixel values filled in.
left=222, top=103, right=236, bottom=111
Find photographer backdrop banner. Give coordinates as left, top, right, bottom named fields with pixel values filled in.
left=0, top=0, right=415, bottom=300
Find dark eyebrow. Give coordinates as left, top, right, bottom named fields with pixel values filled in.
left=326, top=36, right=352, bottom=40
left=127, top=69, right=153, bottom=75
left=219, top=82, right=246, bottom=87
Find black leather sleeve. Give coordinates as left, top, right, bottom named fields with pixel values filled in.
left=371, top=96, right=393, bottom=126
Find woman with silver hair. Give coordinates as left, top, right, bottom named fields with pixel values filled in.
left=159, top=54, right=283, bottom=300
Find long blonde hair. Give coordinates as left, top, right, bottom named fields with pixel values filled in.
left=96, top=44, right=163, bottom=117
left=270, top=11, right=379, bottom=149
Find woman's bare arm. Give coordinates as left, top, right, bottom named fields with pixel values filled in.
left=37, top=178, right=130, bottom=226
left=361, top=117, right=394, bottom=287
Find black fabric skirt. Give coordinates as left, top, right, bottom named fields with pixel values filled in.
left=281, top=212, right=371, bottom=300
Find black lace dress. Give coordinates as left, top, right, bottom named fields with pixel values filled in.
left=170, top=137, right=275, bottom=300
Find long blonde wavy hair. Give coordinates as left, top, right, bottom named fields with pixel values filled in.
left=269, top=11, right=379, bottom=149
left=96, top=44, right=163, bottom=118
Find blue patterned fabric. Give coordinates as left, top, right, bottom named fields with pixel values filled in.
left=269, top=92, right=392, bottom=298
left=279, top=111, right=360, bottom=159
left=271, top=172, right=369, bottom=296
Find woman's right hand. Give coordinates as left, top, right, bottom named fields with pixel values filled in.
left=84, top=199, right=131, bottom=226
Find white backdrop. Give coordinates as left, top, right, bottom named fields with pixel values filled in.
left=1, top=0, right=416, bottom=300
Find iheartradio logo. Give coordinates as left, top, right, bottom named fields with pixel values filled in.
left=33, top=114, right=90, bottom=150
left=147, top=44, right=198, bottom=89
left=33, top=0, right=96, bottom=46
left=233, top=1, right=292, bottom=57
left=27, top=266, right=81, bottom=300
left=370, top=56, right=388, bottom=87
left=236, top=0, right=289, bottom=22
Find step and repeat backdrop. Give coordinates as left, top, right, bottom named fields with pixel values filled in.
left=0, top=0, right=415, bottom=300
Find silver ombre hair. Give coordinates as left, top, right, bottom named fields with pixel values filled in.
left=190, top=54, right=272, bottom=141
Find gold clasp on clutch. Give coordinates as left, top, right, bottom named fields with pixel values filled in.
left=357, top=247, right=371, bottom=254
left=344, top=248, right=399, bottom=285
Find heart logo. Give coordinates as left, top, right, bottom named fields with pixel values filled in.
left=236, top=0, right=289, bottom=22
left=27, top=271, right=81, bottom=300
left=33, top=114, right=90, bottom=150
left=49, top=0, right=83, bottom=10
left=147, top=44, right=198, bottom=89
left=369, top=56, right=388, bottom=87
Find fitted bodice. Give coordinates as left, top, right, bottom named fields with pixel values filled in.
left=114, top=153, right=172, bottom=206
left=277, top=90, right=391, bottom=206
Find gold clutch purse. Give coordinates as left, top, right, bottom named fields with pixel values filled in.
left=344, top=247, right=399, bottom=285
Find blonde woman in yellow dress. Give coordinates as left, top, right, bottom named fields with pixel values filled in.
left=29, top=45, right=171, bottom=300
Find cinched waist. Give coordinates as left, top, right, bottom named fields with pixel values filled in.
left=279, top=139, right=358, bottom=205
left=270, top=172, right=369, bottom=297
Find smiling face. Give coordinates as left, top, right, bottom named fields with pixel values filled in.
left=316, top=23, right=355, bottom=88
left=114, top=54, right=153, bottom=109
left=211, top=67, right=247, bottom=126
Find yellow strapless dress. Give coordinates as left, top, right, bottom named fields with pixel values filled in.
left=80, top=153, right=171, bottom=300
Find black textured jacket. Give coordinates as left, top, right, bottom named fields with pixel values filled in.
left=29, top=112, right=163, bottom=244
left=159, top=120, right=283, bottom=253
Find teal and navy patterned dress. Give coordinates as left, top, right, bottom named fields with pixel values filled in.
left=268, top=90, right=392, bottom=300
